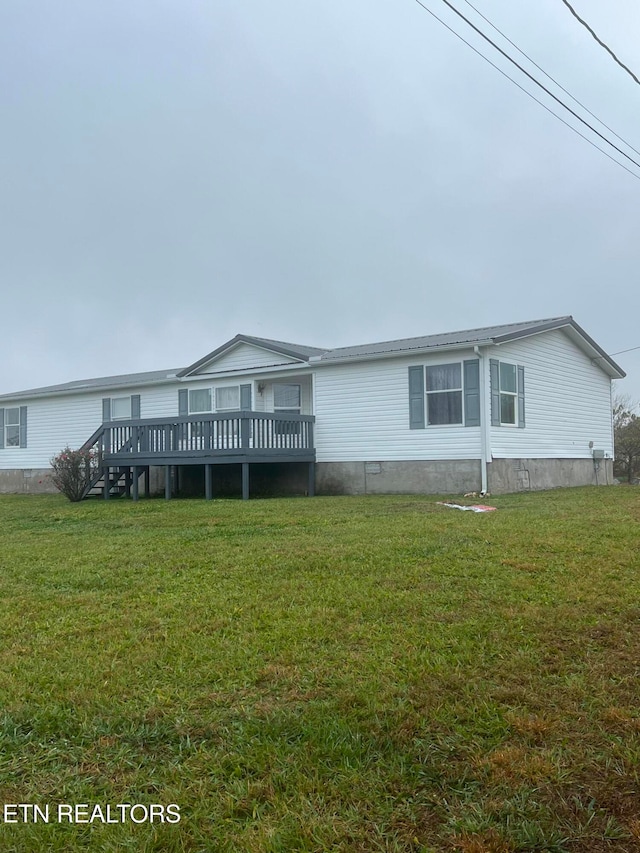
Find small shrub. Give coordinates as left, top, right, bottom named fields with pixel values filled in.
left=50, top=446, right=98, bottom=502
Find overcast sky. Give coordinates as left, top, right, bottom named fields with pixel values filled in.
left=1, top=0, right=639, bottom=402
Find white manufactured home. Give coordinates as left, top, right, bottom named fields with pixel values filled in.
left=0, top=317, right=624, bottom=499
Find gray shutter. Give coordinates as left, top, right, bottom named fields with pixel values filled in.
left=19, top=407, right=27, bottom=448
left=131, top=394, right=141, bottom=419
left=102, top=398, right=111, bottom=422
left=489, top=359, right=500, bottom=426
left=408, top=367, right=425, bottom=429
left=0, top=409, right=4, bottom=449
left=178, top=389, right=188, bottom=416
left=240, top=384, right=252, bottom=410
left=463, top=359, right=480, bottom=427
left=517, top=365, right=525, bottom=428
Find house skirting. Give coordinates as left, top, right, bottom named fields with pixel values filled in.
left=0, top=457, right=614, bottom=497
left=0, top=462, right=313, bottom=498
left=0, top=469, right=58, bottom=494
left=315, top=460, right=483, bottom=495
left=487, top=458, right=613, bottom=492
left=315, top=457, right=613, bottom=495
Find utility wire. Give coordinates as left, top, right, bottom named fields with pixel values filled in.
left=411, top=0, right=640, bottom=180
left=426, top=0, right=640, bottom=172
left=559, top=0, right=640, bottom=88
left=608, top=345, right=640, bottom=357
left=460, top=0, right=640, bottom=159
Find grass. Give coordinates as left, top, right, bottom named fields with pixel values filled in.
left=0, top=487, right=639, bottom=852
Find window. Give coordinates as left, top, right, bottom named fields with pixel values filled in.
left=273, top=383, right=301, bottom=414
left=426, top=364, right=462, bottom=425
left=498, top=362, right=517, bottom=425
left=490, top=359, right=525, bottom=428
left=103, top=395, right=140, bottom=422
left=189, top=388, right=212, bottom=413
left=409, top=360, right=480, bottom=429
left=1, top=406, right=26, bottom=449
left=5, top=407, right=21, bottom=447
left=215, top=386, right=240, bottom=411
left=273, top=384, right=301, bottom=436
left=110, top=396, right=132, bottom=420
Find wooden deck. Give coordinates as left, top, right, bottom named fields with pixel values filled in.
left=81, top=412, right=316, bottom=500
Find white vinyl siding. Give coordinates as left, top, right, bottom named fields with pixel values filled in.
left=0, top=328, right=615, bottom=472
left=192, top=343, right=303, bottom=375
left=314, top=351, right=482, bottom=462
left=488, top=329, right=613, bottom=458
left=0, top=384, right=179, bottom=470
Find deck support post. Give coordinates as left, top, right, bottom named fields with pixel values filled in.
left=308, top=462, right=315, bottom=497
left=165, top=465, right=171, bottom=500
left=144, top=467, right=150, bottom=498
left=205, top=464, right=213, bottom=500
left=132, top=466, right=139, bottom=501
left=242, top=462, right=250, bottom=501
left=103, top=467, right=110, bottom=500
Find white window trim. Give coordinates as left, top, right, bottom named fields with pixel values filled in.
left=215, top=385, right=241, bottom=412
left=188, top=388, right=213, bottom=414
left=4, top=406, right=21, bottom=448
left=498, top=363, right=518, bottom=427
left=273, top=383, right=302, bottom=415
left=110, top=396, right=132, bottom=421
left=424, top=362, right=464, bottom=427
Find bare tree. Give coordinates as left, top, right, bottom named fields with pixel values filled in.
left=613, top=391, right=640, bottom=482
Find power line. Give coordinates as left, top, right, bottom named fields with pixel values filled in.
left=609, top=345, right=640, bottom=357
left=559, top=0, right=640, bottom=88
left=411, top=0, right=640, bottom=180
left=460, top=0, right=640, bottom=160
left=428, top=0, right=640, bottom=172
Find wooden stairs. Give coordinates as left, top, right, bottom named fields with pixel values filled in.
left=82, top=466, right=132, bottom=500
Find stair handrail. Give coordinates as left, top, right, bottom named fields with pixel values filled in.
left=79, top=424, right=108, bottom=500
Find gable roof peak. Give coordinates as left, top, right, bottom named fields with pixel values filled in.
left=178, top=333, right=328, bottom=377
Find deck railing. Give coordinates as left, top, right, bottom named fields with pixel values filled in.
left=89, top=411, right=315, bottom=463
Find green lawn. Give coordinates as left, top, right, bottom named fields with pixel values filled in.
left=0, top=488, right=639, bottom=852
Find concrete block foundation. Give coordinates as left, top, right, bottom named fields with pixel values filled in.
left=0, top=469, right=58, bottom=494
left=487, top=458, right=613, bottom=493
left=316, top=460, right=483, bottom=495
left=0, top=457, right=615, bottom=497
left=316, top=457, right=614, bottom=495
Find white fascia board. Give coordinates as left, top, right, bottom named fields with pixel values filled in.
left=309, top=339, right=494, bottom=366
left=492, top=325, right=624, bottom=379
left=178, top=363, right=313, bottom=382
left=0, top=376, right=179, bottom=404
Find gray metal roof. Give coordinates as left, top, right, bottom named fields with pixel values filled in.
left=0, top=316, right=624, bottom=402
left=178, top=333, right=327, bottom=377
left=0, top=367, right=182, bottom=402
left=315, top=317, right=568, bottom=360
left=239, top=334, right=327, bottom=359
left=314, top=316, right=625, bottom=378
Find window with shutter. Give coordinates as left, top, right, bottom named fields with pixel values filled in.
left=2, top=406, right=26, bottom=448
left=409, top=361, right=481, bottom=428
left=490, top=360, right=525, bottom=427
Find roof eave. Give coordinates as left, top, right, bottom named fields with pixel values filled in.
left=313, top=339, right=495, bottom=365
left=178, top=334, right=310, bottom=377
left=0, top=375, right=180, bottom=404
left=493, top=317, right=625, bottom=378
